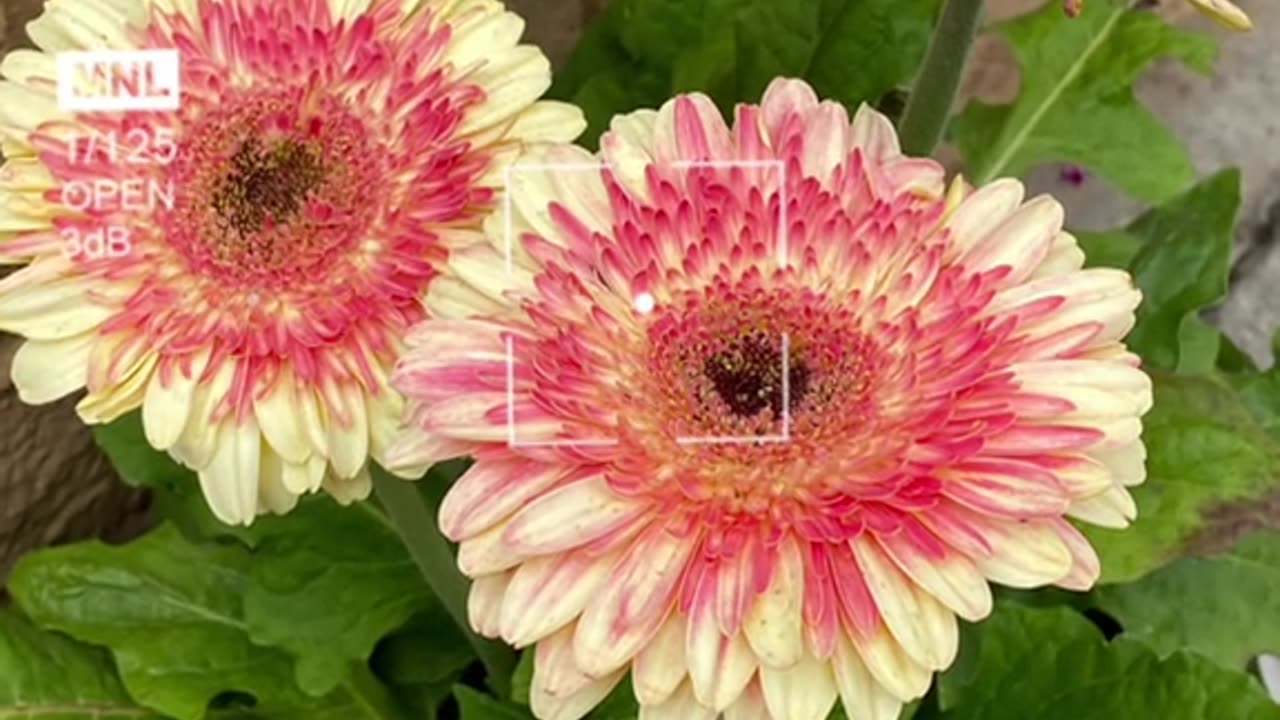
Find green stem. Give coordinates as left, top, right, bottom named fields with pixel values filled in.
left=370, top=464, right=516, bottom=698
left=896, top=0, right=985, bottom=156
left=342, top=661, right=405, bottom=720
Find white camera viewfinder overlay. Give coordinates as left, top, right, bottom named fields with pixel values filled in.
left=501, top=158, right=791, bottom=448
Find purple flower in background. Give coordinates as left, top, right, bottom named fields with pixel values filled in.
left=1060, top=165, right=1089, bottom=187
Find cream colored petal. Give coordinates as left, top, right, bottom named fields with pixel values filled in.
left=445, top=7, right=524, bottom=72
left=258, top=445, right=300, bottom=515
left=960, top=195, right=1062, bottom=286
left=0, top=49, right=57, bottom=85
left=323, top=467, right=372, bottom=506
left=326, top=384, right=369, bottom=480
left=76, top=349, right=157, bottom=424
left=850, top=624, right=932, bottom=703
left=457, top=71, right=552, bottom=137
left=507, top=101, right=587, bottom=144
left=253, top=374, right=309, bottom=464
left=142, top=353, right=205, bottom=451
left=27, top=1, right=137, bottom=51
left=171, top=359, right=234, bottom=469
left=503, top=475, right=648, bottom=555
left=851, top=536, right=959, bottom=671
left=500, top=548, right=619, bottom=648
left=743, top=536, right=805, bottom=668
left=600, top=109, right=659, bottom=200
left=849, top=102, right=901, bottom=162
left=1029, top=231, right=1086, bottom=280
left=281, top=453, right=327, bottom=495
left=468, top=571, right=511, bottom=639
left=532, top=625, right=626, bottom=720
left=638, top=681, right=716, bottom=720
left=10, top=332, right=93, bottom=403
left=877, top=533, right=992, bottom=623
left=723, top=682, right=771, bottom=720
left=1067, top=486, right=1137, bottom=529
left=941, top=178, right=1024, bottom=257
left=832, top=634, right=903, bottom=720
left=633, top=612, right=688, bottom=706
left=458, top=516, right=525, bottom=575
left=963, top=515, right=1075, bottom=587
left=440, top=457, right=570, bottom=541
left=1049, top=519, right=1102, bottom=592
left=1190, top=0, right=1252, bottom=30
left=198, top=418, right=262, bottom=526
left=0, top=81, right=65, bottom=146
left=685, top=611, right=757, bottom=712
left=760, top=652, right=839, bottom=720
left=1090, top=440, right=1147, bottom=488
left=0, top=270, right=116, bottom=340
left=573, top=524, right=696, bottom=677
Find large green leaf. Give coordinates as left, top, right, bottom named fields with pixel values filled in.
left=936, top=604, right=1279, bottom=719
left=241, top=498, right=445, bottom=697
left=370, top=610, right=476, bottom=720
left=94, top=413, right=472, bottom=698
left=953, top=0, right=1214, bottom=202
left=1085, top=372, right=1280, bottom=583
left=0, top=611, right=162, bottom=719
left=1123, top=169, right=1241, bottom=371
left=553, top=0, right=940, bottom=146
left=6, top=526, right=380, bottom=720
left=1092, top=530, right=1280, bottom=670
left=1075, top=170, right=1240, bottom=372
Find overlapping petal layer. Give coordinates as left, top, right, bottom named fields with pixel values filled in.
left=392, top=78, right=1151, bottom=719
left=0, top=0, right=583, bottom=523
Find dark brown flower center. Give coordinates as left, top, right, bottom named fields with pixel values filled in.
left=702, top=331, right=811, bottom=417
left=212, top=137, right=326, bottom=237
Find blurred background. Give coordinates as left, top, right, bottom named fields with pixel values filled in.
left=0, top=0, right=1275, bottom=581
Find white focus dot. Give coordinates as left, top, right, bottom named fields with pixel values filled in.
left=633, top=292, right=656, bottom=314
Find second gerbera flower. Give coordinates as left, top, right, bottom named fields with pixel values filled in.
left=0, top=0, right=582, bottom=524
left=392, top=78, right=1152, bottom=719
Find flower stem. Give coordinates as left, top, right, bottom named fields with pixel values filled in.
left=896, top=0, right=985, bottom=156
left=342, top=660, right=405, bottom=720
left=370, top=464, right=516, bottom=698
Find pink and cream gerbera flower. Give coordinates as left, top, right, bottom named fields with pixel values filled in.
left=390, top=78, right=1151, bottom=719
left=0, top=0, right=583, bottom=524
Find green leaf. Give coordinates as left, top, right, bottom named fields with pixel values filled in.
left=371, top=610, right=476, bottom=720
left=510, top=650, right=534, bottom=706
left=1084, top=371, right=1280, bottom=584
left=1123, top=169, right=1241, bottom=371
left=93, top=411, right=189, bottom=490
left=936, top=604, right=1280, bottom=719
left=241, top=498, right=447, bottom=696
left=454, top=685, right=533, bottom=720
left=6, top=525, right=374, bottom=720
left=1074, top=229, right=1140, bottom=271
left=554, top=0, right=940, bottom=147
left=1092, top=530, right=1280, bottom=671
left=0, top=611, right=162, bottom=719
left=953, top=0, right=1215, bottom=202
left=807, top=0, right=941, bottom=110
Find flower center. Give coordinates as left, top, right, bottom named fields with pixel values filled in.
left=702, top=331, right=811, bottom=417
left=212, top=137, right=326, bottom=238
left=160, top=89, right=388, bottom=287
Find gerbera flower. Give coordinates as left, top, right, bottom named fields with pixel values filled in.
left=390, top=78, right=1151, bottom=719
left=0, top=0, right=583, bottom=524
